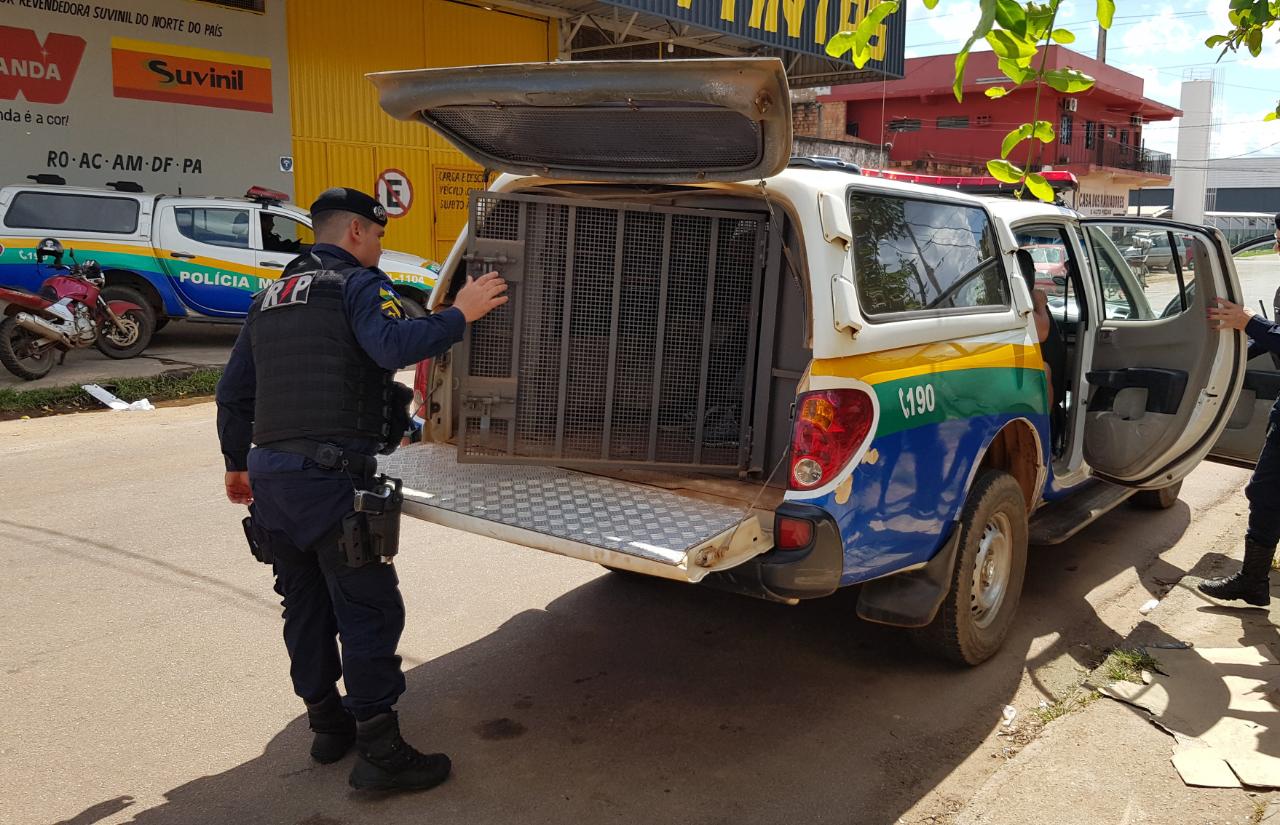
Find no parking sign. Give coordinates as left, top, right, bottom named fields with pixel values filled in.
left=375, top=169, right=413, bottom=219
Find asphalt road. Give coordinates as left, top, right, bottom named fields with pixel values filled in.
left=0, top=402, right=1255, bottom=825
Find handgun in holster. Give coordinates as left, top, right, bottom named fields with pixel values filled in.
left=337, top=475, right=404, bottom=568
left=242, top=514, right=274, bottom=565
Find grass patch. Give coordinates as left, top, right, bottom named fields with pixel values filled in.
left=0, top=368, right=222, bottom=418
left=1102, top=648, right=1161, bottom=685
left=1034, top=699, right=1071, bottom=725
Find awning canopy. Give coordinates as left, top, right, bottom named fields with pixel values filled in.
left=488, top=0, right=906, bottom=87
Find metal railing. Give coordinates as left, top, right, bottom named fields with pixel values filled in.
left=1051, top=139, right=1172, bottom=176
left=881, top=132, right=1172, bottom=177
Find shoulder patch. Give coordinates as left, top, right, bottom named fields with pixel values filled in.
left=261, top=274, right=314, bottom=311
left=379, top=286, right=403, bottom=319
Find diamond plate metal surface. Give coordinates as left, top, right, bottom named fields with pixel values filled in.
left=380, top=444, right=747, bottom=565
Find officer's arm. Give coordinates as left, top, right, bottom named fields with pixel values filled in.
left=215, top=323, right=257, bottom=471
left=1246, top=316, right=1280, bottom=357
left=346, top=271, right=466, bottom=370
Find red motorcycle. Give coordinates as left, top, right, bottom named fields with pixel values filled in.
left=0, top=238, right=154, bottom=380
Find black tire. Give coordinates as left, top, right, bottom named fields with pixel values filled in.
left=399, top=295, right=427, bottom=319
left=0, top=316, right=56, bottom=380
left=95, top=286, right=155, bottom=359
left=913, top=470, right=1029, bottom=666
left=1132, top=480, right=1182, bottom=510
left=153, top=317, right=170, bottom=333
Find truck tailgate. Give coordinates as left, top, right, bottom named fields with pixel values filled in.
left=380, top=444, right=771, bottom=582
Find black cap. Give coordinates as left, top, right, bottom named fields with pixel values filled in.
left=309, top=187, right=387, bottom=226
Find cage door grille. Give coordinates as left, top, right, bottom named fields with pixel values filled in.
left=459, top=192, right=765, bottom=472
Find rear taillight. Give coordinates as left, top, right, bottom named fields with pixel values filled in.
left=775, top=516, right=814, bottom=550
left=788, top=389, right=874, bottom=491
left=412, top=359, right=431, bottom=418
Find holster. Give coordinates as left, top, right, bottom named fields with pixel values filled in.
left=380, top=382, right=416, bottom=456
left=242, top=513, right=274, bottom=565
left=337, top=476, right=404, bottom=568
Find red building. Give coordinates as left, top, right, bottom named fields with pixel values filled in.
left=821, top=46, right=1180, bottom=214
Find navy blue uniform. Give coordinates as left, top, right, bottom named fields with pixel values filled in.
left=217, top=243, right=464, bottom=718
left=1244, top=315, right=1280, bottom=551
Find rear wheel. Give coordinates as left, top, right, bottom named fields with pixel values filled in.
left=399, top=295, right=427, bottom=319
left=0, top=316, right=56, bottom=380
left=96, top=286, right=155, bottom=359
left=913, top=470, right=1028, bottom=666
left=1132, top=480, right=1182, bottom=510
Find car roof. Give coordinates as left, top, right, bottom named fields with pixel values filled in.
left=2, top=183, right=305, bottom=213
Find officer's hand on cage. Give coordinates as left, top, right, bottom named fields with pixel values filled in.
left=452, top=271, right=509, bottom=322
left=1208, top=297, right=1255, bottom=331
left=225, top=471, right=254, bottom=505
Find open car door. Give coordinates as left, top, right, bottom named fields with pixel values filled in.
left=1077, top=219, right=1246, bottom=488
left=367, top=58, right=792, bottom=184
left=1208, top=236, right=1280, bottom=469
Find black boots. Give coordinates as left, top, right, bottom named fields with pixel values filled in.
left=1198, top=540, right=1276, bottom=607
left=349, top=712, right=451, bottom=792
left=305, top=692, right=356, bottom=764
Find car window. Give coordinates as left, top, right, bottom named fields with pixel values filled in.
left=1015, top=227, right=1084, bottom=327
left=174, top=207, right=251, bottom=249
left=1231, top=237, right=1280, bottom=320
left=848, top=193, right=1006, bottom=317
left=260, top=212, right=313, bottom=255
left=4, top=191, right=139, bottom=233
left=1085, top=223, right=1203, bottom=322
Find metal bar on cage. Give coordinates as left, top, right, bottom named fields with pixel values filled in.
left=692, top=217, right=720, bottom=464
left=647, top=212, right=674, bottom=463
left=601, top=207, right=626, bottom=460
left=554, top=205, right=577, bottom=456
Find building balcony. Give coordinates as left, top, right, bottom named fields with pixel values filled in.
left=881, top=130, right=1172, bottom=182
left=1050, top=139, right=1172, bottom=178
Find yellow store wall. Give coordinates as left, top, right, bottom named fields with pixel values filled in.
left=286, top=0, right=553, bottom=267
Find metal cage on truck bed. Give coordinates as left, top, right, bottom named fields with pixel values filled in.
left=457, top=191, right=770, bottom=473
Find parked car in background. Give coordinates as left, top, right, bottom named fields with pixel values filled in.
left=1023, top=243, right=1069, bottom=294
left=0, top=183, right=440, bottom=334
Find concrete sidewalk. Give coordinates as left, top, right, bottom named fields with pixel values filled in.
left=954, top=515, right=1280, bottom=825
left=0, top=321, right=239, bottom=392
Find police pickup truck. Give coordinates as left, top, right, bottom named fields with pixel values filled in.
left=0, top=181, right=440, bottom=345
left=376, top=58, right=1279, bottom=667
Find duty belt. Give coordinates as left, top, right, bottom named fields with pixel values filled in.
left=263, top=438, right=379, bottom=476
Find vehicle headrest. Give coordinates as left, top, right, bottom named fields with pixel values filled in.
left=1014, top=248, right=1037, bottom=290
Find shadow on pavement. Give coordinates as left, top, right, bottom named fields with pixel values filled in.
left=52, top=796, right=136, bottom=825
left=1018, top=498, right=1195, bottom=699
left=116, top=495, right=1204, bottom=825
left=11, top=485, right=1192, bottom=825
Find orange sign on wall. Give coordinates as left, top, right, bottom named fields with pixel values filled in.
left=110, top=37, right=272, bottom=113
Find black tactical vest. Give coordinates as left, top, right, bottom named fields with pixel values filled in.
left=248, top=261, right=392, bottom=448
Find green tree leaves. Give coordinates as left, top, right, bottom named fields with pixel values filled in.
left=1043, top=68, right=1095, bottom=93
left=987, top=159, right=1025, bottom=183
left=1096, top=0, right=1115, bottom=29
left=1000, top=121, right=1054, bottom=158
left=825, top=1, right=900, bottom=69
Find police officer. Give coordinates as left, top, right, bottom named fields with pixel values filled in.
left=215, top=187, right=507, bottom=791
left=1199, top=295, right=1280, bottom=606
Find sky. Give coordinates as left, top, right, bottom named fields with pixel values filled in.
left=901, top=0, right=1280, bottom=160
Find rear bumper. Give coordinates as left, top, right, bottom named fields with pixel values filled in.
left=701, top=502, right=844, bottom=603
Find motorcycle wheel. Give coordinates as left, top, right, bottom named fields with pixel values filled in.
left=0, top=316, right=57, bottom=380
left=95, top=287, right=155, bottom=360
